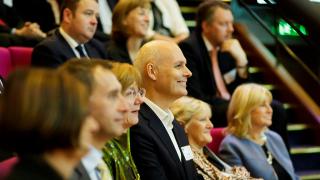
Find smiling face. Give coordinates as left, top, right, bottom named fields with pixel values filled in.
left=250, top=100, right=273, bottom=129
left=124, top=6, right=149, bottom=38
left=154, top=45, right=192, bottom=100
left=202, top=7, right=234, bottom=47
left=65, top=0, right=99, bottom=43
left=89, top=68, right=129, bottom=142
left=122, top=83, right=144, bottom=130
left=185, top=107, right=213, bottom=147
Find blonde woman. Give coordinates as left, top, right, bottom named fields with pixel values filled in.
left=219, top=83, right=298, bottom=180
left=170, top=96, right=257, bottom=180
left=103, top=62, right=145, bottom=180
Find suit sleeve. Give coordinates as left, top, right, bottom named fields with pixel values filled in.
left=130, top=125, right=169, bottom=180
left=31, top=44, right=63, bottom=68
left=218, top=137, right=243, bottom=167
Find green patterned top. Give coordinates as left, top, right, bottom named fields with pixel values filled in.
left=103, top=129, right=140, bottom=180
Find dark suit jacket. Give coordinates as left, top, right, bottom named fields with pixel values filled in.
left=70, top=162, right=91, bottom=180
left=31, top=29, right=108, bottom=68
left=179, top=30, right=247, bottom=106
left=105, top=40, right=132, bottom=64
left=6, top=156, right=63, bottom=180
left=178, top=30, right=248, bottom=127
left=130, top=103, right=198, bottom=180
left=13, top=0, right=58, bottom=32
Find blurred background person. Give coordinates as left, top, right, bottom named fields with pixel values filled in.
left=106, top=0, right=150, bottom=64
left=59, top=59, right=129, bottom=180
left=0, top=0, right=46, bottom=47
left=31, top=0, right=108, bottom=68
left=0, top=68, right=98, bottom=179
left=147, top=0, right=189, bottom=43
left=219, top=83, right=298, bottom=180
left=171, top=96, right=257, bottom=180
left=103, top=62, right=144, bottom=180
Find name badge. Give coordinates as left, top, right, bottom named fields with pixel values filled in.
left=181, top=145, right=194, bottom=161
left=4, top=0, right=13, bottom=7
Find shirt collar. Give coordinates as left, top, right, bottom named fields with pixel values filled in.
left=143, top=98, right=174, bottom=130
left=202, top=33, right=213, bottom=52
left=81, top=146, right=103, bottom=172
left=59, top=27, right=80, bottom=49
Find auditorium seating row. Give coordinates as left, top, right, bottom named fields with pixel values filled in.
left=0, top=46, right=33, bottom=79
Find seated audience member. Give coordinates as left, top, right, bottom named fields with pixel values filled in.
left=0, top=1, right=46, bottom=47
left=103, top=62, right=144, bottom=180
left=178, top=0, right=288, bottom=147
left=32, top=0, right=108, bottom=68
left=106, top=0, right=150, bottom=64
left=147, top=0, right=189, bottom=43
left=94, top=0, right=117, bottom=42
left=219, top=83, right=298, bottom=180
left=13, top=0, right=62, bottom=32
left=58, top=59, right=129, bottom=180
left=131, top=40, right=198, bottom=179
left=170, top=96, right=258, bottom=180
left=0, top=68, right=98, bottom=179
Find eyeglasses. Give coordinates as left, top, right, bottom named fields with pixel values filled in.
left=124, top=88, right=146, bottom=100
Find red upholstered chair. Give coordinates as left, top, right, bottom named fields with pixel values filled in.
left=8, top=46, right=33, bottom=69
left=0, top=47, right=12, bottom=79
left=207, top=128, right=226, bottom=154
left=0, top=157, right=18, bottom=179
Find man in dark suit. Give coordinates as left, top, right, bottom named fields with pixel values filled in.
left=131, top=40, right=199, bottom=180
left=32, top=0, right=108, bottom=68
left=179, top=0, right=288, bottom=147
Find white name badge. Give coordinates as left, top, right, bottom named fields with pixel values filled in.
left=4, top=0, right=13, bottom=7
left=181, top=145, right=194, bottom=161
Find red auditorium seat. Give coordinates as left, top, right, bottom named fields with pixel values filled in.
left=8, top=46, right=33, bottom=69
left=207, top=128, right=226, bottom=154
left=0, top=47, right=12, bottom=79
left=0, top=156, right=18, bottom=179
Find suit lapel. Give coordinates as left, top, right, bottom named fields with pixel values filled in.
left=139, top=104, right=183, bottom=165
left=72, top=162, right=91, bottom=180
left=55, top=29, right=79, bottom=60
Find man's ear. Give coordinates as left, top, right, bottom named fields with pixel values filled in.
left=63, top=8, right=73, bottom=24
left=146, top=62, right=157, bottom=81
left=201, top=21, right=209, bottom=34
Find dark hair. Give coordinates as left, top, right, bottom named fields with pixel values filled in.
left=0, top=68, right=90, bottom=155
left=111, top=0, right=150, bottom=43
left=196, top=0, right=231, bottom=31
left=58, top=58, right=112, bottom=92
left=60, top=0, right=98, bottom=22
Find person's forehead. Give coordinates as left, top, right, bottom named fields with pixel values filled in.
left=212, top=7, right=233, bottom=21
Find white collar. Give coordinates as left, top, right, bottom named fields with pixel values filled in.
left=59, top=27, right=80, bottom=50
left=143, top=98, right=174, bottom=130
left=81, top=146, right=103, bottom=172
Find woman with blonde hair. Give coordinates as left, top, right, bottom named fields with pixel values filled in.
left=219, top=83, right=298, bottom=180
left=103, top=62, right=145, bottom=180
left=170, top=96, right=257, bottom=180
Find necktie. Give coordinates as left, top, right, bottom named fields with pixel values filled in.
left=96, top=160, right=112, bottom=180
left=210, top=50, right=230, bottom=100
left=75, top=45, right=87, bottom=58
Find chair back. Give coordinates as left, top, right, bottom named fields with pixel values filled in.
left=8, top=46, right=33, bottom=69
left=207, top=128, right=226, bottom=154
left=0, top=156, right=18, bottom=179
left=0, top=47, right=12, bottom=79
